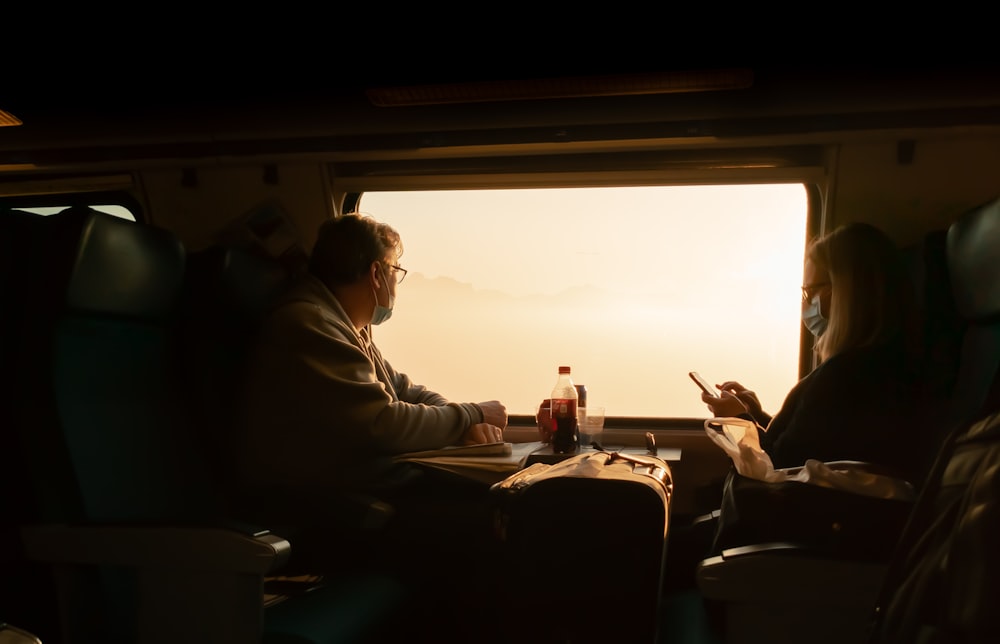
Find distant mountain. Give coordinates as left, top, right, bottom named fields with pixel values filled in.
left=408, top=272, right=615, bottom=308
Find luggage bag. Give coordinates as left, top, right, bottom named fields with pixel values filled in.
left=490, top=450, right=673, bottom=644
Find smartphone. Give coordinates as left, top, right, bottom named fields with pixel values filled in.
left=689, top=371, right=720, bottom=398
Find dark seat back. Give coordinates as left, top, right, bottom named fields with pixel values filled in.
left=176, top=244, right=295, bottom=506
left=870, top=196, right=1000, bottom=643
left=901, top=227, right=968, bottom=482
left=903, top=228, right=965, bottom=400
left=1, top=209, right=46, bottom=519
left=14, top=207, right=222, bottom=642
left=943, top=197, right=1000, bottom=424
left=0, top=209, right=59, bottom=643
left=23, top=207, right=218, bottom=524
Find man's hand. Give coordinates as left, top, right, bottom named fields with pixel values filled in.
left=476, top=400, right=508, bottom=429
left=460, top=422, right=505, bottom=445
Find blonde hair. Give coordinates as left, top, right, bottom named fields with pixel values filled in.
left=809, top=223, right=910, bottom=362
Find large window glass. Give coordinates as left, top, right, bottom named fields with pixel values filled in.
left=360, top=184, right=808, bottom=419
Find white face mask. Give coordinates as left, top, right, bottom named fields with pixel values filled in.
left=802, top=293, right=828, bottom=337
left=370, top=264, right=394, bottom=326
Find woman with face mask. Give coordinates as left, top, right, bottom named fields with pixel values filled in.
left=699, top=222, right=923, bottom=480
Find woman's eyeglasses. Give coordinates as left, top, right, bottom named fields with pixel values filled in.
left=801, top=282, right=830, bottom=302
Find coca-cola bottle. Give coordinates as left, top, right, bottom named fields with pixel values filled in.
left=550, top=366, right=579, bottom=453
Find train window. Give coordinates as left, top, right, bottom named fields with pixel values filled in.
left=13, top=204, right=136, bottom=221
left=360, top=184, right=808, bottom=419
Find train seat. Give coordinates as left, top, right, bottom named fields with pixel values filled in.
left=898, top=225, right=969, bottom=484
left=0, top=209, right=60, bottom=643
left=903, top=228, right=965, bottom=403
left=13, top=208, right=404, bottom=644
left=692, top=195, right=1000, bottom=644
left=939, top=196, right=1000, bottom=425
left=868, top=195, right=1000, bottom=642
left=0, top=623, right=44, bottom=644
left=176, top=244, right=298, bottom=502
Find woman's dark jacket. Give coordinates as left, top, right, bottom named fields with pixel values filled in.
left=747, top=340, right=928, bottom=482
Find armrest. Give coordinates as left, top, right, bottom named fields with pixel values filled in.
left=21, top=524, right=294, bottom=643
left=695, top=541, right=887, bottom=604
left=0, top=624, right=43, bottom=644
left=20, top=523, right=290, bottom=574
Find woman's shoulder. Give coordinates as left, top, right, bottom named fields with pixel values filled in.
left=810, top=339, right=917, bottom=387
left=826, top=337, right=909, bottom=366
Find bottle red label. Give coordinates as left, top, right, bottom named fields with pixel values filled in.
left=551, top=398, right=578, bottom=453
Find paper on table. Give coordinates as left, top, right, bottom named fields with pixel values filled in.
left=394, top=441, right=512, bottom=460
left=394, top=441, right=543, bottom=485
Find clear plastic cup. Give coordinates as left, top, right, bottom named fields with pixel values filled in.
left=579, top=406, right=605, bottom=447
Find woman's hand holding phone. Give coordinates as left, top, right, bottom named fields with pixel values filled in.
left=689, top=371, right=720, bottom=398
left=691, top=372, right=757, bottom=417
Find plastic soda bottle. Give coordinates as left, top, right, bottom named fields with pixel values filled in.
left=550, top=366, right=579, bottom=453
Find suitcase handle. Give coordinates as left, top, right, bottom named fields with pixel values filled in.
left=604, top=450, right=672, bottom=488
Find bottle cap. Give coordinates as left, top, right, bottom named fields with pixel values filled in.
left=558, top=366, right=571, bottom=374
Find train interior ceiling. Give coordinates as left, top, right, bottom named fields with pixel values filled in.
left=4, top=66, right=1000, bottom=237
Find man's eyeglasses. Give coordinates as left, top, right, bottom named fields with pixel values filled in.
left=391, top=264, right=408, bottom=284
left=801, top=282, right=830, bottom=302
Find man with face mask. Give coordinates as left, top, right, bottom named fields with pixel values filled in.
left=696, top=222, right=924, bottom=480
left=236, top=213, right=510, bottom=636
left=238, top=212, right=507, bottom=498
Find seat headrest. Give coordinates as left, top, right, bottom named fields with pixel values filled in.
left=185, top=244, right=292, bottom=317
left=947, top=197, right=1000, bottom=322
left=44, top=208, right=185, bottom=319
